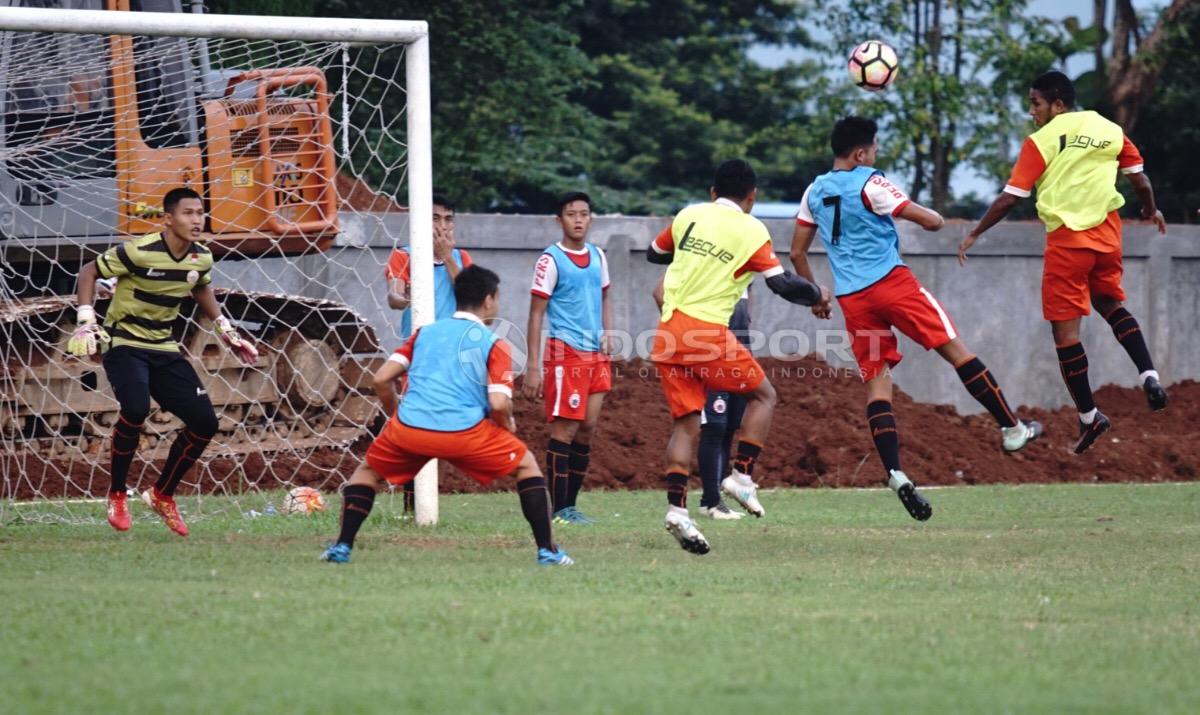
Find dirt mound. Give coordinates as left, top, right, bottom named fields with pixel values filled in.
left=9, top=356, right=1199, bottom=499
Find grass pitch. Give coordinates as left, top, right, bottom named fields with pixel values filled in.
left=2, top=484, right=1199, bottom=715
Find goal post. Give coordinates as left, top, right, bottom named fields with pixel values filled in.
left=0, top=6, right=439, bottom=524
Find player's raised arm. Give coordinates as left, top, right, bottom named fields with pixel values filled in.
left=742, top=237, right=828, bottom=307
left=896, top=202, right=945, bottom=231
left=960, top=136, right=1045, bottom=264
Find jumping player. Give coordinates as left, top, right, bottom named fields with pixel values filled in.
left=69, top=187, right=259, bottom=536
left=960, top=71, right=1169, bottom=454
left=322, top=265, right=572, bottom=566
left=652, top=277, right=751, bottom=520
left=647, top=159, right=828, bottom=554
left=791, top=117, right=1042, bottom=520
left=522, top=192, right=611, bottom=525
left=383, top=192, right=472, bottom=511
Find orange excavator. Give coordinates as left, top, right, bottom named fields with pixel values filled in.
left=1, top=0, right=383, bottom=463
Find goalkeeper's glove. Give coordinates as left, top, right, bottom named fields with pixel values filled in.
left=215, top=315, right=259, bottom=365
left=67, top=305, right=110, bottom=357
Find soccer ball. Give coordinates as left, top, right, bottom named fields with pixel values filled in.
left=281, top=486, right=326, bottom=515
left=847, top=40, right=899, bottom=92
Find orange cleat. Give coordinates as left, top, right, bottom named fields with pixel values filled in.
left=107, top=492, right=131, bottom=532
left=146, top=487, right=188, bottom=537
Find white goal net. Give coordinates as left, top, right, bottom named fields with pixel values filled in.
left=0, top=4, right=436, bottom=524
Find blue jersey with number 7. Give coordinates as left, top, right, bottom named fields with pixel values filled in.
left=803, top=165, right=906, bottom=297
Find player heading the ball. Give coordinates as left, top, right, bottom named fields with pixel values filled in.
left=322, top=265, right=573, bottom=566
left=647, top=159, right=829, bottom=555
left=791, top=117, right=1043, bottom=521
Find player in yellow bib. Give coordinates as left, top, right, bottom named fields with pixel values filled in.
left=959, top=71, right=1169, bottom=455
left=646, top=160, right=829, bottom=554
left=69, top=188, right=259, bottom=535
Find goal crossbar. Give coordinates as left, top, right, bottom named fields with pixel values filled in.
left=0, top=6, right=427, bottom=44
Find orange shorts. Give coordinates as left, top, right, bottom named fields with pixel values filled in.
left=837, top=266, right=958, bottom=382
left=541, top=339, right=612, bottom=422
left=650, top=310, right=764, bottom=418
left=365, top=416, right=527, bottom=486
left=1042, top=243, right=1125, bottom=321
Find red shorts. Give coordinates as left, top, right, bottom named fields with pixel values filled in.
left=1042, top=243, right=1125, bottom=321
left=365, top=416, right=527, bottom=486
left=542, top=360, right=612, bottom=422
left=650, top=310, right=764, bottom=418
left=837, top=266, right=958, bottom=382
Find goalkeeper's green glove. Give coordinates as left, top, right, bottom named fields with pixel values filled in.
left=67, top=305, right=110, bottom=357
left=215, top=315, right=259, bottom=365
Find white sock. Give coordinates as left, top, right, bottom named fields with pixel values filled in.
left=1139, top=370, right=1159, bottom=383
left=731, top=470, right=754, bottom=486
left=887, top=469, right=911, bottom=492
left=668, top=505, right=689, bottom=517
left=1079, top=408, right=1098, bottom=425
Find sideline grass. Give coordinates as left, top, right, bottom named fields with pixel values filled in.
left=2, top=484, right=1199, bottom=714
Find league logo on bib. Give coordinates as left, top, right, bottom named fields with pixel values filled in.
left=186, top=270, right=200, bottom=285
left=568, top=392, right=581, bottom=410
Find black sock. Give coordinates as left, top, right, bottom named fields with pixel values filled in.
left=955, top=357, right=1018, bottom=429
left=109, top=413, right=142, bottom=495
left=337, top=484, right=376, bottom=547
left=666, top=472, right=689, bottom=508
left=698, top=423, right=725, bottom=507
left=867, top=400, right=902, bottom=474
left=731, top=440, right=762, bottom=477
left=517, top=476, right=555, bottom=551
left=546, top=438, right=570, bottom=513
left=402, top=479, right=415, bottom=514
left=566, top=442, right=590, bottom=509
left=1104, top=307, right=1156, bottom=375
left=156, top=429, right=213, bottom=496
left=1056, top=342, right=1096, bottom=414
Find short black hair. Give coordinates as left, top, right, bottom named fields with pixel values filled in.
left=453, top=264, right=500, bottom=308
left=830, top=116, right=878, bottom=158
left=163, top=187, right=201, bottom=214
left=432, top=192, right=454, bottom=212
left=1030, top=70, right=1075, bottom=108
left=712, top=159, right=756, bottom=200
left=557, top=191, right=592, bottom=216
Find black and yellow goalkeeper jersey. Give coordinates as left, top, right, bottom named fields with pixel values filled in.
left=95, top=233, right=213, bottom=352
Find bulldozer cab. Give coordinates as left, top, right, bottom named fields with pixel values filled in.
left=0, top=0, right=338, bottom=287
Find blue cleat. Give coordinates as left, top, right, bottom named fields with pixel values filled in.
left=537, top=547, right=575, bottom=566
left=320, top=542, right=352, bottom=564
left=553, top=506, right=596, bottom=525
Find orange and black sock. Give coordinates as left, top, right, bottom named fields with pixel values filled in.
left=731, top=439, right=763, bottom=477
left=546, top=439, right=570, bottom=513
left=157, top=429, right=213, bottom=496
left=867, top=400, right=902, bottom=474
left=109, top=413, right=142, bottom=494
left=566, top=442, right=590, bottom=508
left=955, top=356, right=1018, bottom=429
left=666, top=472, right=689, bottom=508
left=1104, top=307, right=1156, bottom=375
left=336, top=484, right=376, bottom=547
left=517, top=476, right=555, bottom=551
left=1056, top=342, right=1096, bottom=414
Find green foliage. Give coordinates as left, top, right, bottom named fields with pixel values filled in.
left=1121, top=3, right=1200, bottom=224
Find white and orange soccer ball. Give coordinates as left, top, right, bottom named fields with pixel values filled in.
left=281, top=486, right=326, bottom=515
left=848, top=40, right=900, bottom=92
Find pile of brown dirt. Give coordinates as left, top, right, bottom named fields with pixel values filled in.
left=9, top=356, right=1199, bottom=499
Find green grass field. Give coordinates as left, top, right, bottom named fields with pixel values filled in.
left=2, top=484, right=1199, bottom=715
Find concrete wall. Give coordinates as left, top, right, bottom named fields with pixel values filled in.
left=213, top=212, right=1200, bottom=414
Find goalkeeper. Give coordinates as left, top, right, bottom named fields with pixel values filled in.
left=70, top=187, right=258, bottom=536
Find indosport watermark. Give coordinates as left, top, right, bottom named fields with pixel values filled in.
left=456, top=318, right=897, bottom=386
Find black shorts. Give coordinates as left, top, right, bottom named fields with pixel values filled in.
left=102, top=345, right=215, bottom=425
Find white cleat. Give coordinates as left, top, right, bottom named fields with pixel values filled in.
left=1002, top=419, right=1044, bottom=453
left=721, top=471, right=765, bottom=518
left=665, top=508, right=710, bottom=555
left=700, top=501, right=744, bottom=520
